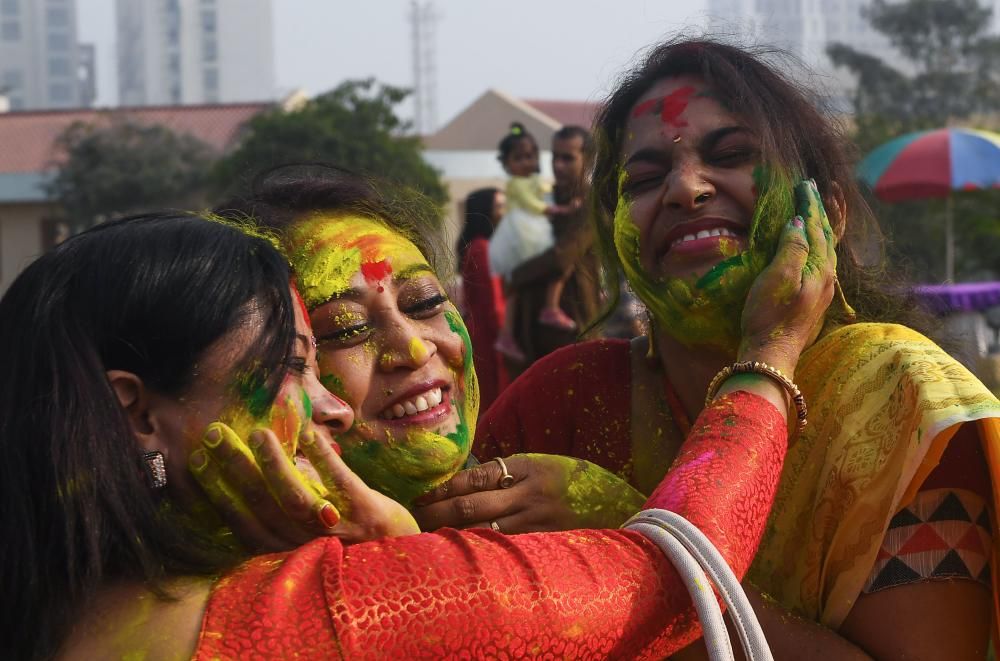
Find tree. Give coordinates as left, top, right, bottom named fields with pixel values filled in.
left=212, top=78, right=447, bottom=205
left=828, top=0, right=1000, bottom=281
left=47, top=118, right=214, bottom=227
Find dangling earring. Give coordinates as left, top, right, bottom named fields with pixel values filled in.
left=833, top=273, right=857, bottom=322
left=143, top=451, right=167, bottom=489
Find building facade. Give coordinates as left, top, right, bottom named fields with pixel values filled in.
left=117, top=0, right=275, bottom=106
left=0, top=0, right=92, bottom=110
left=706, top=0, right=1000, bottom=106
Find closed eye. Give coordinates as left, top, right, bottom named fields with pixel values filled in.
left=403, top=294, right=448, bottom=318
left=316, top=324, right=371, bottom=345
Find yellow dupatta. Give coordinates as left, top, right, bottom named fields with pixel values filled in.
left=746, top=322, right=1000, bottom=633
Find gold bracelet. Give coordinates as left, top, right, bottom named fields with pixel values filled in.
left=705, top=360, right=807, bottom=431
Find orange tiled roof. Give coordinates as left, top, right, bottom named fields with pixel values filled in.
left=0, top=102, right=270, bottom=174
left=522, top=98, right=600, bottom=131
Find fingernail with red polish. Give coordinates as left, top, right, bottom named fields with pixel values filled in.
left=791, top=216, right=805, bottom=229
left=318, top=503, right=340, bottom=529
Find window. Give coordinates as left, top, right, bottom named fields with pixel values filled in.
left=2, top=68, right=23, bottom=89
left=1, top=0, right=18, bottom=16
left=47, top=31, right=69, bottom=50
left=48, top=58, right=70, bottom=76
left=1, top=20, right=20, bottom=41
left=201, top=9, right=216, bottom=32
left=46, top=6, right=69, bottom=26
left=48, top=82, right=72, bottom=103
left=202, top=37, right=217, bottom=61
left=203, top=67, right=219, bottom=92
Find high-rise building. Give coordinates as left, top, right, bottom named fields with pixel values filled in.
left=0, top=0, right=90, bottom=110
left=117, top=0, right=275, bottom=107
left=707, top=0, right=1000, bottom=108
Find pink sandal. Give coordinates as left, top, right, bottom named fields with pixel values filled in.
left=539, top=307, right=577, bottom=331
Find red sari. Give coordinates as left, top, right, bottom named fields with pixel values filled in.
left=195, top=390, right=786, bottom=659
left=460, top=237, right=508, bottom=412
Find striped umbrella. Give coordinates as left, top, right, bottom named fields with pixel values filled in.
left=858, top=128, right=1000, bottom=281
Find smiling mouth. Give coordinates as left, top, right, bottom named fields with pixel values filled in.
left=669, top=226, right=740, bottom=250
left=379, top=386, right=448, bottom=421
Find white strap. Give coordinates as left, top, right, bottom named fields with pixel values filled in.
left=624, top=509, right=773, bottom=661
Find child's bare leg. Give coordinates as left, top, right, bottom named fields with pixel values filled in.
left=538, top=275, right=577, bottom=330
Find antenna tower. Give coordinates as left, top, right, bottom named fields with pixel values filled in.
left=409, top=1, right=439, bottom=135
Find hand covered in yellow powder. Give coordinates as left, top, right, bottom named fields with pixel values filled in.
left=189, top=422, right=419, bottom=552
left=411, top=453, right=647, bottom=534
left=738, top=178, right=837, bottom=379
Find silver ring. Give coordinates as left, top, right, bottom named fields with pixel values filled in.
left=493, top=457, right=515, bottom=489
left=490, top=520, right=502, bottom=533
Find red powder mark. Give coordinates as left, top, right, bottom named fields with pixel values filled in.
left=361, top=259, right=392, bottom=288
left=660, top=86, right=696, bottom=127
left=631, top=97, right=658, bottom=118
left=630, top=86, right=697, bottom=129
left=290, top=282, right=312, bottom=331
left=377, top=286, right=384, bottom=293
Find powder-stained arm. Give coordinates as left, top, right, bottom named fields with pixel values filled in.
left=197, top=390, right=787, bottom=660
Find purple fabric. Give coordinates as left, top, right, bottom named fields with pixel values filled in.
left=914, top=282, right=1000, bottom=313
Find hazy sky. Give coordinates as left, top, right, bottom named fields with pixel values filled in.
left=77, top=0, right=711, bottom=127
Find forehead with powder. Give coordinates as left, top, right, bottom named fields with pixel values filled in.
left=285, top=214, right=428, bottom=308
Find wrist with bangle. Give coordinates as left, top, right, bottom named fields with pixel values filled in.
left=706, top=360, right=807, bottom=432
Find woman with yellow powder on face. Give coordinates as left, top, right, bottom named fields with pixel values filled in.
left=1, top=197, right=837, bottom=658
left=439, top=40, right=1000, bottom=659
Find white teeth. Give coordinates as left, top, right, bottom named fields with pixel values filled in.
left=682, top=233, right=696, bottom=243
left=382, top=387, right=444, bottom=420
left=709, top=228, right=722, bottom=237
left=671, top=227, right=738, bottom=249
left=427, top=388, right=442, bottom=406
left=696, top=229, right=711, bottom=239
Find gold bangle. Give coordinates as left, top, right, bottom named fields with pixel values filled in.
left=705, top=360, right=807, bottom=431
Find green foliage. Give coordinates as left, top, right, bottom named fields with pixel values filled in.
left=212, top=78, right=447, bottom=205
left=828, top=0, right=1000, bottom=281
left=47, top=119, right=214, bottom=226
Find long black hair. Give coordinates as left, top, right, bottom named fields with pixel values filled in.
left=0, top=212, right=297, bottom=660
left=456, top=187, right=499, bottom=268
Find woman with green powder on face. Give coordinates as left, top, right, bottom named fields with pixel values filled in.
left=450, top=39, right=1000, bottom=659
left=2, top=205, right=832, bottom=659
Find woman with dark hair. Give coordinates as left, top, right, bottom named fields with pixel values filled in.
left=0, top=191, right=835, bottom=658
left=457, top=186, right=508, bottom=411
left=437, top=39, right=1000, bottom=658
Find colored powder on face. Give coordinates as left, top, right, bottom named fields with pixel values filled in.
left=408, top=336, right=430, bottom=363
left=361, top=258, right=392, bottom=286
left=285, top=214, right=425, bottom=308
left=291, top=284, right=312, bottom=331
left=234, top=369, right=272, bottom=419
left=301, top=387, right=312, bottom=420
left=631, top=86, right=696, bottom=128
left=320, top=373, right=347, bottom=399
left=613, top=163, right=798, bottom=352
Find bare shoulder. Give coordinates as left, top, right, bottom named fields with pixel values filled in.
left=58, top=576, right=213, bottom=661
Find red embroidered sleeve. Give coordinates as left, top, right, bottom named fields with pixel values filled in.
left=196, top=391, right=787, bottom=660
left=475, top=339, right=633, bottom=474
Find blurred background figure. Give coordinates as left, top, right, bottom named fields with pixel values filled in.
left=456, top=186, right=508, bottom=412
left=502, top=125, right=601, bottom=378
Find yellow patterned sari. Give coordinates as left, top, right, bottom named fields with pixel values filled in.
left=747, top=322, right=1000, bottom=634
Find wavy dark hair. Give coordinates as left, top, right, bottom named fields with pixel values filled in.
left=590, top=37, right=935, bottom=334
left=0, top=212, right=297, bottom=660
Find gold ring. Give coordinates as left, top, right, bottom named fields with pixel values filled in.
left=490, top=520, right=502, bottom=533
left=493, top=457, right=515, bottom=489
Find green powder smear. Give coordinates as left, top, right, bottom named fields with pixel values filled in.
left=613, top=165, right=797, bottom=352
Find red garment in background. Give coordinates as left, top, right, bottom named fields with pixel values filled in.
left=461, top=238, right=508, bottom=412
left=476, top=338, right=634, bottom=472
left=195, top=391, right=787, bottom=659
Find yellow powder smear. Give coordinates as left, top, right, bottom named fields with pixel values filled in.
left=408, top=336, right=430, bottom=363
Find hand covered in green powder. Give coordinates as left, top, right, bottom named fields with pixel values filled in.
left=738, top=178, right=837, bottom=378
left=189, top=422, right=419, bottom=552
left=411, top=453, right=647, bottom=534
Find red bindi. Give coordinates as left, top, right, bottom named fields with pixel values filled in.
left=361, top=259, right=393, bottom=293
